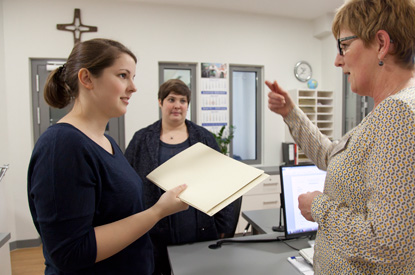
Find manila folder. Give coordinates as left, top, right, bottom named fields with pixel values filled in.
left=146, top=142, right=269, bottom=216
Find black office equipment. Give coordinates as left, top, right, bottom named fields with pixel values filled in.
left=282, top=143, right=297, bottom=165
left=279, top=164, right=326, bottom=239
left=272, top=193, right=285, bottom=232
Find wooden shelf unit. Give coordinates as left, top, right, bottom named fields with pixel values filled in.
left=286, top=89, right=334, bottom=163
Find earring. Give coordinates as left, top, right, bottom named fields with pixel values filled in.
left=379, top=60, right=384, bottom=66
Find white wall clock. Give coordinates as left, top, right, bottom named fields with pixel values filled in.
left=294, top=61, right=312, bottom=82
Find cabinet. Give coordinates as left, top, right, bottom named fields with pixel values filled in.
left=235, top=172, right=280, bottom=234
left=286, top=89, right=334, bottom=163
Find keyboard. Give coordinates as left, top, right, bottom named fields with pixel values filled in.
left=299, top=247, right=314, bottom=266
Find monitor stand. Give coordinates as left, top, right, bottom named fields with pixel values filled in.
left=272, top=225, right=284, bottom=232
left=272, top=204, right=284, bottom=232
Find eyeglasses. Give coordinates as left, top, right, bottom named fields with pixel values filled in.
left=337, top=35, right=358, bottom=56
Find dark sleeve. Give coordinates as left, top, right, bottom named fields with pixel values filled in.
left=203, top=129, right=221, bottom=153
left=212, top=196, right=236, bottom=235
left=28, top=133, right=97, bottom=271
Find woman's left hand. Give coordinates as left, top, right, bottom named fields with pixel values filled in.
left=298, top=191, right=322, bottom=222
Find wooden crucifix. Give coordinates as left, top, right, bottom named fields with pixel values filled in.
left=57, top=9, right=98, bottom=44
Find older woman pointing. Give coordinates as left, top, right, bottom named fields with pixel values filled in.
left=267, top=0, right=415, bottom=274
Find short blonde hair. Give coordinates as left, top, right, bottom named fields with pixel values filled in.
left=332, top=0, right=415, bottom=68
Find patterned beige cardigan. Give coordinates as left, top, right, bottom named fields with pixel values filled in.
left=284, top=87, right=415, bottom=274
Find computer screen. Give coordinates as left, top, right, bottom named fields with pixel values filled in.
left=279, top=164, right=326, bottom=239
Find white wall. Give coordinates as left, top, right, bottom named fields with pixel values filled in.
left=316, top=14, right=344, bottom=138
left=1, top=0, right=340, bottom=243
left=0, top=0, right=11, bottom=235
left=1, top=0, right=13, bottom=273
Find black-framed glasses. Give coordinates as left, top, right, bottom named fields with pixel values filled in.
left=337, top=35, right=358, bottom=56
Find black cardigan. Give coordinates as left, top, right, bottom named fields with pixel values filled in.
left=124, top=119, right=235, bottom=243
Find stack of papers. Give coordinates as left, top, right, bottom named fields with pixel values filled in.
left=287, top=256, right=314, bottom=275
left=147, top=142, right=269, bottom=216
left=299, top=247, right=314, bottom=266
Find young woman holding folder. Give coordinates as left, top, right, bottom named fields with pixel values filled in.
left=28, top=38, right=188, bottom=274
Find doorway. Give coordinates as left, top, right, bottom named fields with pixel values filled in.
left=30, top=59, right=126, bottom=150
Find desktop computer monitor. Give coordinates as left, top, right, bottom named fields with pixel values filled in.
left=279, top=164, right=326, bottom=239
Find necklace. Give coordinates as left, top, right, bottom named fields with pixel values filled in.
left=162, top=123, right=187, bottom=141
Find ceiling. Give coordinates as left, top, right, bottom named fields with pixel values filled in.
left=123, top=0, right=345, bottom=20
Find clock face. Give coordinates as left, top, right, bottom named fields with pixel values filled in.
left=294, top=61, right=312, bottom=82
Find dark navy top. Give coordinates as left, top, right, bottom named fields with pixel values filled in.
left=28, top=123, right=153, bottom=274
left=158, top=139, right=191, bottom=165
left=159, top=139, right=197, bottom=244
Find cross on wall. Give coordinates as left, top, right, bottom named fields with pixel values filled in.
left=57, top=9, right=98, bottom=44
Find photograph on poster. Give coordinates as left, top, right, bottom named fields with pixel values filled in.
left=201, top=62, right=227, bottom=79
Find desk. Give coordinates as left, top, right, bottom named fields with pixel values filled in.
left=168, top=233, right=309, bottom=275
left=241, top=208, right=281, bottom=234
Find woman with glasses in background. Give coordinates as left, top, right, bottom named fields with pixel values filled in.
left=267, top=0, right=415, bottom=273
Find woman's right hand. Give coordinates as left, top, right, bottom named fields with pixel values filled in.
left=265, top=80, right=295, bottom=118
left=154, top=184, right=189, bottom=219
